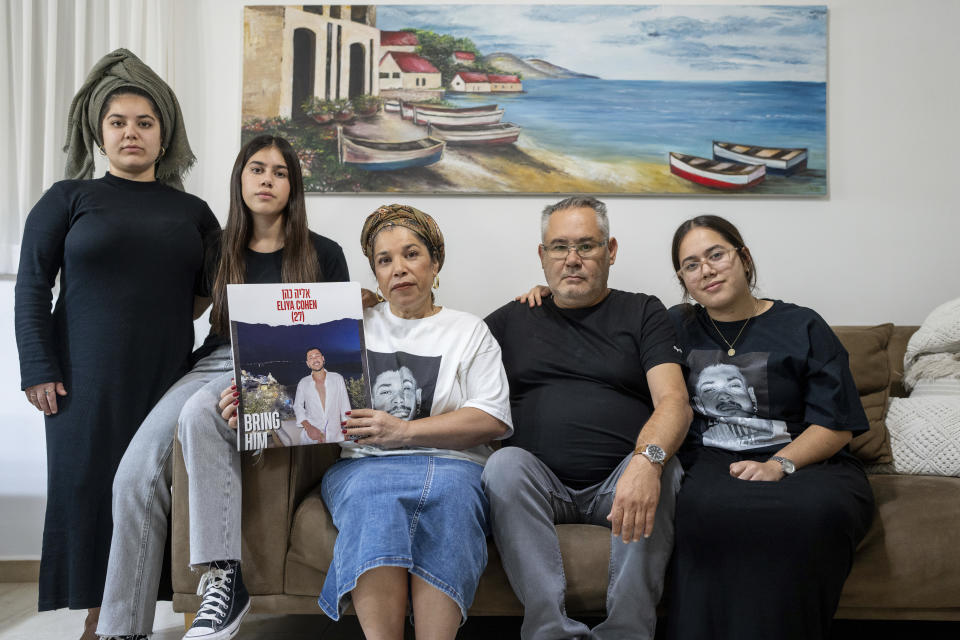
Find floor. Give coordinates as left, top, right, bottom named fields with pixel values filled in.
left=2, top=582, right=958, bottom=639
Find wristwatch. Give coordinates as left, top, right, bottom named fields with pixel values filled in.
left=635, top=444, right=666, bottom=466
left=770, top=455, right=796, bottom=475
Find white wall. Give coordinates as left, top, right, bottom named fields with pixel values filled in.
left=3, top=0, right=958, bottom=558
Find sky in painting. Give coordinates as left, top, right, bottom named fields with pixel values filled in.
left=376, top=4, right=826, bottom=82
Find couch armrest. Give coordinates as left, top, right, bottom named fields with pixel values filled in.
left=171, top=438, right=340, bottom=600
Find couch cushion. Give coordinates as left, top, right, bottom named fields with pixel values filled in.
left=286, top=486, right=338, bottom=596
left=833, top=324, right=894, bottom=464
left=884, top=398, right=960, bottom=476
left=840, top=474, right=960, bottom=610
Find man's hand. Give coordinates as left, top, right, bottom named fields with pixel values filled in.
left=729, top=459, right=784, bottom=482
left=301, top=420, right=325, bottom=442
left=514, top=284, right=551, bottom=307
left=607, top=455, right=663, bottom=542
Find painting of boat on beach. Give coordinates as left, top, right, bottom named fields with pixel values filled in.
left=241, top=5, right=827, bottom=195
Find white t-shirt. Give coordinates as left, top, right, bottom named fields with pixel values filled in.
left=293, top=371, right=351, bottom=444
left=340, top=303, right=513, bottom=465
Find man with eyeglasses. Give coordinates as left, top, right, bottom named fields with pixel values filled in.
left=482, top=196, right=692, bottom=640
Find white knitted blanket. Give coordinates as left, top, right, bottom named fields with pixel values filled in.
left=903, top=297, right=960, bottom=392
left=886, top=297, right=960, bottom=476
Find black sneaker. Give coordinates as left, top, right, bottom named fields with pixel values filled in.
left=182, top=560, right=250, bottom=640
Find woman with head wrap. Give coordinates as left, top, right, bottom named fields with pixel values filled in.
left=14, top=49, right=220, bottom=639
left=225, top=204, right=512, bottom=638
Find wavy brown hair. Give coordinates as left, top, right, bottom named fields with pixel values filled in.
left=210, top=135, right=319, bottom=335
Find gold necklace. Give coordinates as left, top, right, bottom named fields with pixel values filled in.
left=708, top=299, right=759, bottom=357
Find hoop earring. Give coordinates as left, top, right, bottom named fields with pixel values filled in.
left=376, top=287, right=385, bottom=302
left=97, top=145, right=106, bottom=156
left=159, top=146, right=166, bottom=158
left=433, top=275, right=440, bottom=290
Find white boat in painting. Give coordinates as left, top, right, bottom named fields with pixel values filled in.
left=413, top=104, right=504, bottom=127
left=669, top=152, right=765, bottom=190
left=337, top=128, right=444, bottom=171
left=712, top=141, right=808, bottom=175
left=384, top=99, right=401, bottom=113
left=426, top=122, right=521, bottom=145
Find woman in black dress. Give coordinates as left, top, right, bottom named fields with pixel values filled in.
left=14, top=49, right=218, bottom=639
left=665, top=215, right=875, bottom=640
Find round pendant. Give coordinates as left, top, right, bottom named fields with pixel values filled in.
left=727, top=348, right=736, bottom=356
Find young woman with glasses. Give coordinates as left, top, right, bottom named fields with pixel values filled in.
left=664, top=214, right=874, bottom=640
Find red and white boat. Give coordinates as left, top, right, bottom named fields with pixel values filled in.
left=713, top=141, right=808, bottom=175
left=669, top=152, right=765, bottom=190
left=412, top=104, right=503, bottom=127
left=426, top=122, right=521, bottom=145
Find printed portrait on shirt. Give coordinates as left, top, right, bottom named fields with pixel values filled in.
left=686, top=350, right=791, bottom=451
left=366, top=350, right=442, bottom=421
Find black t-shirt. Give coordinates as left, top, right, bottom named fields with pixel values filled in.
left=194, top=231, right=349, bottom=359
left=485, top=290, right=684, bottom=488
left=668, top=301, right=868, bottom=454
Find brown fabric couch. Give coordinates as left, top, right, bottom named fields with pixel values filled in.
left=170, top=324, right=960, bottom=621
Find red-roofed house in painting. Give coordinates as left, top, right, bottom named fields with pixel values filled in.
left=489, top=73, right=522, bottom=92
left=450, top=71, right=491, bottom=92
left=379, top=51, right=441, bottom=90
left=380, top=30, right=419, bottom=53
left=451, top=50, right=476, bottom=65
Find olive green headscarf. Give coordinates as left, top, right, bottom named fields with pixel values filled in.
left=63, top=48, right=195, bottom=190
left=360, top=204, right=446, bottom=271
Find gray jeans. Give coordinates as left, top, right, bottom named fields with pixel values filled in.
left=481, top=447, right=682, bottom=640
left=176, top=369, right=243, bottom=566
left=97, top=346, right=232, bottom=637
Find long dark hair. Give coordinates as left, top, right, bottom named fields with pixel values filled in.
left=670, top=215, right=757, bottom=303
left=210, top=135, right=319, bottom=335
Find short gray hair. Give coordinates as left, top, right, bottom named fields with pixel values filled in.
left=541, top=196, right=610, bottom=242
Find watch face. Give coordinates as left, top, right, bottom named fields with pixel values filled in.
left=773, top=456, right=795, bottom=474
left=644, top=445, right=666, bottom=463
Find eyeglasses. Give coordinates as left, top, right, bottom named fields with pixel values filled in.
left=542, top=240, right=608, bottom=260
left=678, top=247, right=741, bottom=279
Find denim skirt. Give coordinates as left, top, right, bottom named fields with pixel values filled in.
left=317, top=455, right=490, bottom=622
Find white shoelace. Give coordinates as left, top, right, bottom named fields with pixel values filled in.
left=194, top=567, right=232, bottom=623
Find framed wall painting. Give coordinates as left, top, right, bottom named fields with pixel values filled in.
left=242, top=5, right=827, bottom=195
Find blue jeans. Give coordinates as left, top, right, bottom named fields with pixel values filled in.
left=482, top=447, right=682, bottom=640
left=97, top=346, right=232, bottom=637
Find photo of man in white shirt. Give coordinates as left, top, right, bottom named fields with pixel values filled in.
left=293, top=347, right=351, bottom=445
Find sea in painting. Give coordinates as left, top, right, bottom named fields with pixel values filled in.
left=241, top=5, right=827, bottom=195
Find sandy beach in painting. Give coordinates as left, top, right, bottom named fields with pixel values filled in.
left=343, top=112, right=823, bottom=195
left=344, top=113, right=685, bottom=194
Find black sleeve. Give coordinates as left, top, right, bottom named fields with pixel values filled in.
left=483, top=301, right=513, bottom=346
left=802, top=311, right=869, bottom=434
left=637, top=295, right=685, bottom=372
left=14, top=183, right=70, bottom=388
left=193, top=210, right=222, bottom=298
left=312, top=234, right=349, bottom=282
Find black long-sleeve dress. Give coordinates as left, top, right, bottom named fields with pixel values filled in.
left=15, top=172, right=220, bottom=610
